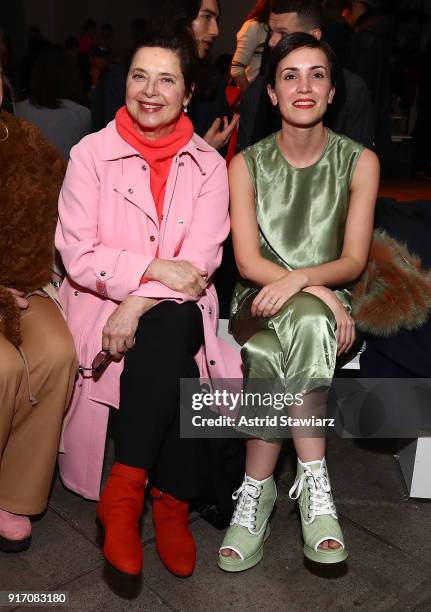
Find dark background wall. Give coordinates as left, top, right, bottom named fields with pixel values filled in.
left=2, top=0, right=255, bottom=60
left=2, top=0, right=430, bottom=61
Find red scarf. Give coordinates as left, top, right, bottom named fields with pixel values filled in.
left=115, top=106, right=193, bottom=223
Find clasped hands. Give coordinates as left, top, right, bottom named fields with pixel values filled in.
left=102, top=259, right=207, bottom=360
left=251, top=270, right=355, bottom=356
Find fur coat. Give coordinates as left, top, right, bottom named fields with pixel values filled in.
left=352, top=230, right=431, bottom=336
left=0, top=111, right=66, bottom=346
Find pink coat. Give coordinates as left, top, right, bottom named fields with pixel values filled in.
left=56, top=120, right=242, bottom=500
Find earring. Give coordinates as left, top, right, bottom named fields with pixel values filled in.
left=0, top=121, right=8, bottom=142
left=183, top=105, right=188, bottom=114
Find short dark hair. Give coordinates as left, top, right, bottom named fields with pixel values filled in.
left=271, top=0, right=324, bottom=31
left=267, top=32, right=337, bottom=88
left=29, top=43, right=86, bottom=109
left=128, top=36, right=196, bottom=97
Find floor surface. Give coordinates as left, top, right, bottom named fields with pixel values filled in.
left=1, top=438, right=431, bottom=612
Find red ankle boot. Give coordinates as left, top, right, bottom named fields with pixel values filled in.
left=97, top=463, right=147, bottom=576
left=151, top=487, right=196, bottom=577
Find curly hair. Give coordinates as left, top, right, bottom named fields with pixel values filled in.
left=0, top=112, right=66, bottom=345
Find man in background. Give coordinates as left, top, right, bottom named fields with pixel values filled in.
left=237, top=0, right=374, bottom=152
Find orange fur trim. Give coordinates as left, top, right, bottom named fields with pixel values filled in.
left=352, top=231, right=431, bottom=336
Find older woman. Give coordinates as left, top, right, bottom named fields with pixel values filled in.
left=56, top=35, right=241, bottom=578
left=92, top=0, right=239, bottom=151
left=0, top=58, right=77, bottom=553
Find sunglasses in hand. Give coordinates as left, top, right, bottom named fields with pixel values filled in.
left=78, top=350, right=112, bottom=381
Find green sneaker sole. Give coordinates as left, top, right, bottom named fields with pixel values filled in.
left=218, top=523, right=271, bottom=573
left=303, top=543, right=348, bottom=564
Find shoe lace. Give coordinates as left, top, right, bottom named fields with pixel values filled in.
left=289, top=466, right=337, bottom=520
left=230, top=481, right=262, bottom=533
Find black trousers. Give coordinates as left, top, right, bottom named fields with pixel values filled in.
left=115, top=301, right=204, bottom=500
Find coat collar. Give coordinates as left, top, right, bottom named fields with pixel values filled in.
left=101, top=119, right=215, bottom=163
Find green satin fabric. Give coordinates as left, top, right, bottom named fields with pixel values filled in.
left=230, top=130, right=364, bottom=440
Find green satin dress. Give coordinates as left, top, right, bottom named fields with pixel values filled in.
left=230, top=129, right=364, bottom=440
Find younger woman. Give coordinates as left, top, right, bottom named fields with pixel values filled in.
left=219, top=33, right=379, bottom=570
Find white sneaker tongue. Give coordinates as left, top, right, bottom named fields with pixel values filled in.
left=302, top=459, right=325, bottom=474
left=308, top=460, right=323, bottom=466
left=245, top=474, right=270, bottom=485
